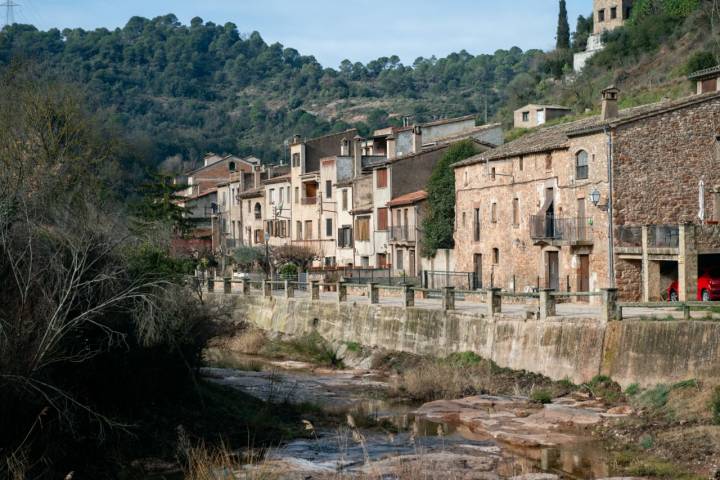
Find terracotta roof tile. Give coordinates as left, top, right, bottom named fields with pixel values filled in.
left=387, top=190, right=428, bottom=207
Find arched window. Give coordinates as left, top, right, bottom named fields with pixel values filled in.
left=229, top=161, right=236, bottom=172
left=576, top=150, right=589, bottom=180
left=254, top=202, right=262, bottom=220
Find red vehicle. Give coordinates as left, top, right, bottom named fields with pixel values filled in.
left=667, top=269, right=720, bottom=302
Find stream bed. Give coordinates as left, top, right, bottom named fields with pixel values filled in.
left=202, top=356, right=631, bottom=479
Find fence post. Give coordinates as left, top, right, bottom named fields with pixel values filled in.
left=682, top=303, right=691, bottom=321
left=285, top=280, right=294, bottom=299
left=402, top=284, right=414, bottom=308
left=539, top=289, right=556, bottom=320
left=337, top=281, right=347, bottom=303
left=368, top=282, right=379, bottom=304
left=442, top=287, right=456, bottom=311
left=223, top=277, right=231, bottom=294
left=242, top=278, right=250, bottom=296
left=487, top=288, right=502, bottom=316
left=311, top=280, right=320, bottom=301
left=600, top=288, right=619, bottom=322
left=207, top=277, right=215, bottom=293
left=263, top=281, right=272, bottom=298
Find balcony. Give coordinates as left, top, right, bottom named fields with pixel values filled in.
left=530, top=215, right=592, bottom=245
left=301, top=196, right=317, bottom=205
left=361, top=155, right=387, bottom=169
left=390, top=225, right=416, bottom=242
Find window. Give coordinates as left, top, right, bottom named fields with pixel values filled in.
left=254, top=203, right=262, bottom=220
left=473, top=208, right=481, bottom=242
left=269, top=189, right=275, bottom=204
left=519, top=156, right=524, bottom=171
left=610, top=6, right=617, bottom=19
left=361, top=256, right=370, bottom=268
left=513, top=198, right=520, bottom=227
left=355, top=217, right=370, bottom=241
left=576, top=150, right=589, bottom=180
left=377, top=207, right=389, bottom=230
left=247, top=201, right=250, bottom=213
left=522, top=111, right=530, bottom=122
left=491, top=167, right=496, bottom=181
left=266, top=221, right=274, bottom=237
left=462, top=211, right=466, bottom=227
left=286, top=186, right=291, bottom=203
left=493, top=248, right=500, bottom=265
left=254, top=229, right=263, bottom=244
left=491, top=202, right=497, bottom=223
left=304, top=220, right=313, bottom=240
left=377, top=168, right=388, bottom=188
left=463, top=170, right=468, bottom=186
left=625, top=6, right=632, bottom=19
left=598, top=8, right=605, bottom=21
left=545, top=153, right=553, bottom=170
left=342, top=189, right=348, bottom=211
left=294, top=187, right=299, bottom=204
left=292, top=152, right=300, bottom=167
left=338, top=226, right=353, bottom=247
left=229, top=161, right=236, bottom=172
left=396, top=249, right=404, bottom=271
left=325, top=180, right=332, bottom=199
left=396, top=209, right=402, bottom=227
left=326, top=218, right=333, bottom=237
left=296, top=221, right=302, bottom=240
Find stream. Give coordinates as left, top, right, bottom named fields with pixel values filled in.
left=201, top=355, right=627, bottom=479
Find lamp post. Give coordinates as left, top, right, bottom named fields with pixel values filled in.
left=264, top=230, right=270, bottom=281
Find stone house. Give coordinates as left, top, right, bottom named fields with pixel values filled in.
left=574, top=0, right=634, bottom=71
left=514, top=104, right=572, bottom=129
left=263, top=174, right=292, bottom=248
left=454, top=81, right=720, bottom=302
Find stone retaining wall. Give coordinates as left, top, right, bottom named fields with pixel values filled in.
left=213, top=294, right=720, bottom=388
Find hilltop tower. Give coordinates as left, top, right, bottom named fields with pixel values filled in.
left=574, top=0, right=634, bottom=71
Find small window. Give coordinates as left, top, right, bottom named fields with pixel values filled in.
left=377, top=207, right=388, bottom=230
left=326, top=218, right=333, bottom=237
left=325, top=180, right=332, bottom=199
left=377, top=253, right=387, bottom=268
left=462, top=211, right=466, bottom=227
left=513, top=198, right=519, bottom=227
left=396, top=249, right=404, bottom=270
left=294, top=187, right=299, bottom=204
left=292, top=152, right=300, bottom=167
left=356, top=217, right=370, bottom=241
left=254, top=203, right=262, bottom=220
left=296, top=221, right=302, bottom=240
left=286, top=186, right=291, bottom=203
left=473, top=208, right=481, bottom=242
left=545, top=153, right=553, bottom=170
left=576, top=150, right=589, bottom=180
left=229, top=161, right=236, bottom=172
left=304, top=220, right=313, bottom=240
left=610, top=7, right=617, bottom=19
left=342, top=189, right=348, bottom=211
left=598, top=8, right=605, bottom=22
left=491, top=167, right=496, bottom=181
left=493, top=248, right=500, bottom=265
left=522, top=111, right=530, bottom=122
left=491, top=202, right=497, bottom=223
left=269, top=189, right=275, bottom=204
left=377, top=168, right=388, bottom=188
left=463, top=170, right=468, bottom=187
left=519, top=156, right=524, bottom=171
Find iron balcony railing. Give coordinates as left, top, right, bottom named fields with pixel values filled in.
left=530, top=216, right=592, bottom=243
left=389, top=225, right=416, bottom=242
left=618, top=225, right=642, bottom=247
left=301, top=196, right=317, bottom=205
left=361, top=155, right=387, bottom=169
left=648, top=225, right=679, bottom=248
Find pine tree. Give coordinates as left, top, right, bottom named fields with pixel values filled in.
left=556, top=0, right=571, bottom=50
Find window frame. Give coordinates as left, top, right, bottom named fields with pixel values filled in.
left=576, top=150, right=589, bottom=180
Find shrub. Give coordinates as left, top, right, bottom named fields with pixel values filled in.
left=625, top=383, right=641, bottom=396
left=637, top=384, right=671, bottom=409
left=685, top=51, right=717, bottom=75
left=278, top=262, right=298, bottom=278
left=530, top=389, right=553, bottom=404
left=445, top=351, right=483, bottom=367
left=711, top=386, right=720, bottom=425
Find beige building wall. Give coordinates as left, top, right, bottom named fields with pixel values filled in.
left=593, top=0, right=633, bottom=35
left=454, top=132, right=611, bottom=295
left=264, top=178, right=292, bottom=248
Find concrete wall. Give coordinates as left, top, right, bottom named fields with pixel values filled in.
left=216, top=294, right=720, bottom=388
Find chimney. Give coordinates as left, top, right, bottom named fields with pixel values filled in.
left=340, top=138, right=349, bottom=156
left=386, top=134, right=397, bottom=160
left=601, top=86, right=620, bottom=121
left=291, top=134, right=302, bottom=144
left=253, top=165, right=262, bottom=188
left=353, top=135, right=364, bottom=178
left=412, top=125, right=423, bottom=154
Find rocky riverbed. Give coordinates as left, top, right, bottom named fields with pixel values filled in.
left=201, top=357, right=642, bottom=479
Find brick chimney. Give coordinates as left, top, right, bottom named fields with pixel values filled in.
left=353, top=135, right=364, bottom=178
left=253, top=165, right=262, bottom=188
left=601, top=86, right=620, bottom=120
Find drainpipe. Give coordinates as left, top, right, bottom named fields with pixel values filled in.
left=605, top=125, right=616, bottom=288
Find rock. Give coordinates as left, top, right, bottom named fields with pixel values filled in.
left=335, top=343, right=348, bottom=360
left=606, top=405, right=634, bottom=415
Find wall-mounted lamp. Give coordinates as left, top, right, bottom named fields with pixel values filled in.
left=590, top=188, right=608, bottom=211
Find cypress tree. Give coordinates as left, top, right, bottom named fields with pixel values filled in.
left=556, top=0, right=571, bottom=50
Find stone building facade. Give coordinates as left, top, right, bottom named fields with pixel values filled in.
left=574, top=0, right=634, bottom=71
left=455, top=83, right=720, bottom=302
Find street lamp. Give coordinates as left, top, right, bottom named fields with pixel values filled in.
left=590, top=188, right=601, bottom=207
left=264, top=230, right=270, bottom=280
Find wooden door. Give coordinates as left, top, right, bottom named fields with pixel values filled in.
left=474, top=254, right=483, bottom=289
left=547, top=251, right=559, bottom=291
left=409, top=250, right=416, bottom=277
left=577, top=255, right=590, bottom=301
left=577, top=198, right=586, bottom=240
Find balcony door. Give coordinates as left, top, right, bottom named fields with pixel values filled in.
left=577, top=254, right=590, bottom=301
left=545, top=188, right=555, bottom=238
left=409, top=249, right=416, bottom=277
left=473, top=254, right=483, bottom=290
left=577, top=198, right=586, bottom=240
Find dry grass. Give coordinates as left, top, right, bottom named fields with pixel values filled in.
left=225, top=328, right=268, bottom=355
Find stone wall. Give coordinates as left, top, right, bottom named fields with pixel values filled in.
left=215, top=294, right=720, bottom=388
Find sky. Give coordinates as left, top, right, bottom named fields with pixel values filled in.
left=13, top=0, right=594, bottom=68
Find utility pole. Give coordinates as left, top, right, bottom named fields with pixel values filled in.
left=1, top=0, right=18, bottom=27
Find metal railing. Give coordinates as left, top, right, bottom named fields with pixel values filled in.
left=389, top=225, right=416, bottom=242
left=301, top=196, right=317, bottom=205
left=648, top=225, right=679, bottom=248
left=530, top=216, right=592, bottom=243
left=617, top=225, right=642, bottom=248
left=361, top=155, right=387, bottom=169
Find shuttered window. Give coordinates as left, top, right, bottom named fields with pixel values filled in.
left=377, top=207, right=389, bottom=230
left=355, top=217, right=370, bottom=241
left=376, top=168, right=388, bottom=188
